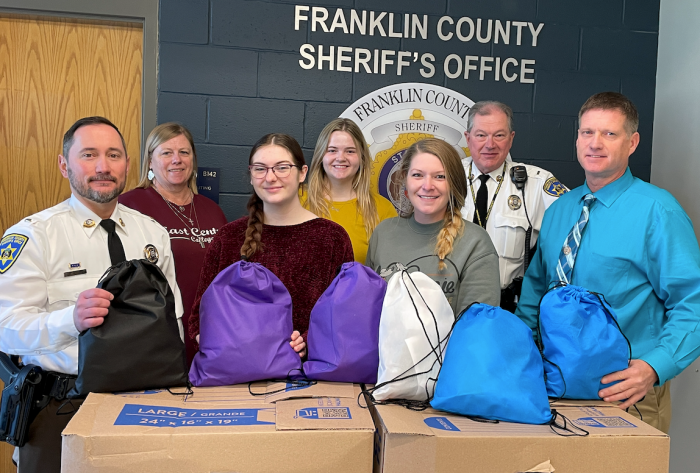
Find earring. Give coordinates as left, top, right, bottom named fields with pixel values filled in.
left=148, top=169, right=154, bottom=180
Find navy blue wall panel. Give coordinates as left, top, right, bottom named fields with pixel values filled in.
left=158, top=0, right=660, bottom=221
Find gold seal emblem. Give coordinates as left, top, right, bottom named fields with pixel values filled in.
left=83, top=219, right=96, bottom=228
left=563, top=245, right=571, bottom=255
left=144, top=244, right=159, bottom=263
left=508, top=195, right=521, bottom=210
left=119, top=218, right=125, bottom=227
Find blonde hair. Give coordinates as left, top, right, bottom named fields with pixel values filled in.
left=399, top=138, right=467, bottom=270
left=240, top=133, right=306, bottom=260
left=137, top=122, right=198, bottom=193
left=306, top=118, right=379, bottom=237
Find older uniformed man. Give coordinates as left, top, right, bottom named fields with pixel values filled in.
left=461, top=101, right=567, bottom=311
left=0, top=116, right=182, bottom=473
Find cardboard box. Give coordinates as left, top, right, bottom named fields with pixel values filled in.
left=62, top=382, right=374, bottom=473
left=370, top=402, right=669, bottom=473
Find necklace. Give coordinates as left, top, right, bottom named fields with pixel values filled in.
left=153, top=185, right=205, bottom=248
left=468, top=161, right=507, bottom=228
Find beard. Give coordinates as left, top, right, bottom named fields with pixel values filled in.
left=67, top=167, right=126, bottom=204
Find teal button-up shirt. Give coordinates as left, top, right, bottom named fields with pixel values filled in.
left=516, top=168, right=700, bottom=385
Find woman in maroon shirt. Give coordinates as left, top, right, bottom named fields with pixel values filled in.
left=189, top=133, right=354, bottom=357
left=119, top=123, right=227, bottom=366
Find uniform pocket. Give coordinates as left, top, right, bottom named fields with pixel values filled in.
left=491, top=214, right=530, bottom=259
left=47, top=276, right=100, bottom=307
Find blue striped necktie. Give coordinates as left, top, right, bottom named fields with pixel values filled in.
left=556, top=194, right=596, bottom=284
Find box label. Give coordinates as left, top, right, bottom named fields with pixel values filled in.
left=574, top=416, right=636, bottom=428
left=285, top=382, right=312, bottom=392
left=114, top=404, right=274, bottom=427
left=294, top=407, right=352, bottom=419
left=424, top=416, right=460, bottom=431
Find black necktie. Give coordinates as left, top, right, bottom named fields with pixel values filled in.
left=100, top=219, right=126, bottom=265
left=473, top=174, right=490, bottom=228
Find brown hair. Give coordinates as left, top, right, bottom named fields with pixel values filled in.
left=240, top=133, right=306, bottom=260
left=63, top=116, right=127, bottom=158
left=399, top=138, right=467, bottom=270
left=306, top=118, right=379, bottom=237
left=137, top=122, right=199, bottom=193
left=579, top=92, right=639, bottom=136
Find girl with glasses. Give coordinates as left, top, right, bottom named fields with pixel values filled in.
left=365, top=138, right=501, bottom=315
left=189, top=134, right=354, bottom=356
left=305, top=118, right=397, bottom=264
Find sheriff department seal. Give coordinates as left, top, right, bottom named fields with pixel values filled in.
left=340, top=83, right=476, bottom=209
left=143, top=244, right=159, bottom=263
left=544, top=176, right=567, bottom=197
left=508, top=195, right=522, bottom=210
left=0, top=234, right=29, bottom=274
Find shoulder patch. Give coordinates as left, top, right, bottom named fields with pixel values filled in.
left=0, top=234, right=29, bottom=274
left=544, top=176, right=567, bottom=197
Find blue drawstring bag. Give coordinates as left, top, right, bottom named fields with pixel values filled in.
left=537, top=284, right=631, bottom=400
left=431, top=304, right=552, bottom=424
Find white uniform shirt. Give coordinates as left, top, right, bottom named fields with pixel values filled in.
left=460, top=157, right=567, bottom=289
left=0, top=195, right=183, bottom=374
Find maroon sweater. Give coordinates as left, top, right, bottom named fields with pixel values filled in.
left=189, top=217, right=354, bottom=346
left=119, top=186, right=228, bottom=366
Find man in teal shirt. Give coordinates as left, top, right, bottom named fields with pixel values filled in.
left=515, top=92, right=700, bottom=433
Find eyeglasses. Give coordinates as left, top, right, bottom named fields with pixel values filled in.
left=248, top=164, right=299, bottom=179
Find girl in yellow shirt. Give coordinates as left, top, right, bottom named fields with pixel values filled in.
left=305, top=118, right=396, bottom=263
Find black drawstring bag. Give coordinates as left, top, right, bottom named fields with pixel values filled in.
left=69, top=260, right=188, bottom=398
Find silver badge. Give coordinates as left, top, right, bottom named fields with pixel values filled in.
left=144, top=244, right=159, bottom=263
left=508, top=195, right=521, bottom=210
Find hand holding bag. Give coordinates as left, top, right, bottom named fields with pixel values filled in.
left=70, top=260, right=188, bottom=397
left=189, top=260, right=301, bottom=387
left=303, top=262, right=386, bottom=383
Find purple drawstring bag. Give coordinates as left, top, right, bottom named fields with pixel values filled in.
left=189, top=260, right=302, bottom=386
left=303, top=262, right=386, bottom=383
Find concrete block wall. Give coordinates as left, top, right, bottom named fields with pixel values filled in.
left=158, top=0, right=660, bottom=221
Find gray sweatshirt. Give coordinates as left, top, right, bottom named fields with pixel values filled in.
left=366, top=215, right=501, bottom=315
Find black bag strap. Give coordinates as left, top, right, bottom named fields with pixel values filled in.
left=533, top=281, right=569, bottom=401
left=548, top=409, right=590, bottom=437
left=361, top=295, right=476, bottom=411
left=588, top=291, right=633, bottom=361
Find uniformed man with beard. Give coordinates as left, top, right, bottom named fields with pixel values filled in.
left=0, top=116, right=182, bottom=473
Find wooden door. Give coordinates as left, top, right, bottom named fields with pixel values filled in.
left=0, top=13, right=143, bottom=472
left=0, top=13, right=143, bottom=234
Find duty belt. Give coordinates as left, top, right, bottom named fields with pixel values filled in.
left=44, top=371, right=76, bottom=401
left=500, top=277, right=523, bottom=313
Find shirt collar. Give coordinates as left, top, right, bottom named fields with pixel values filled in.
left=69, top=195, right=129, bottom=237
left=468, top=158, right=510, bottom=182
left=581, top=167, right=634, bottom=208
